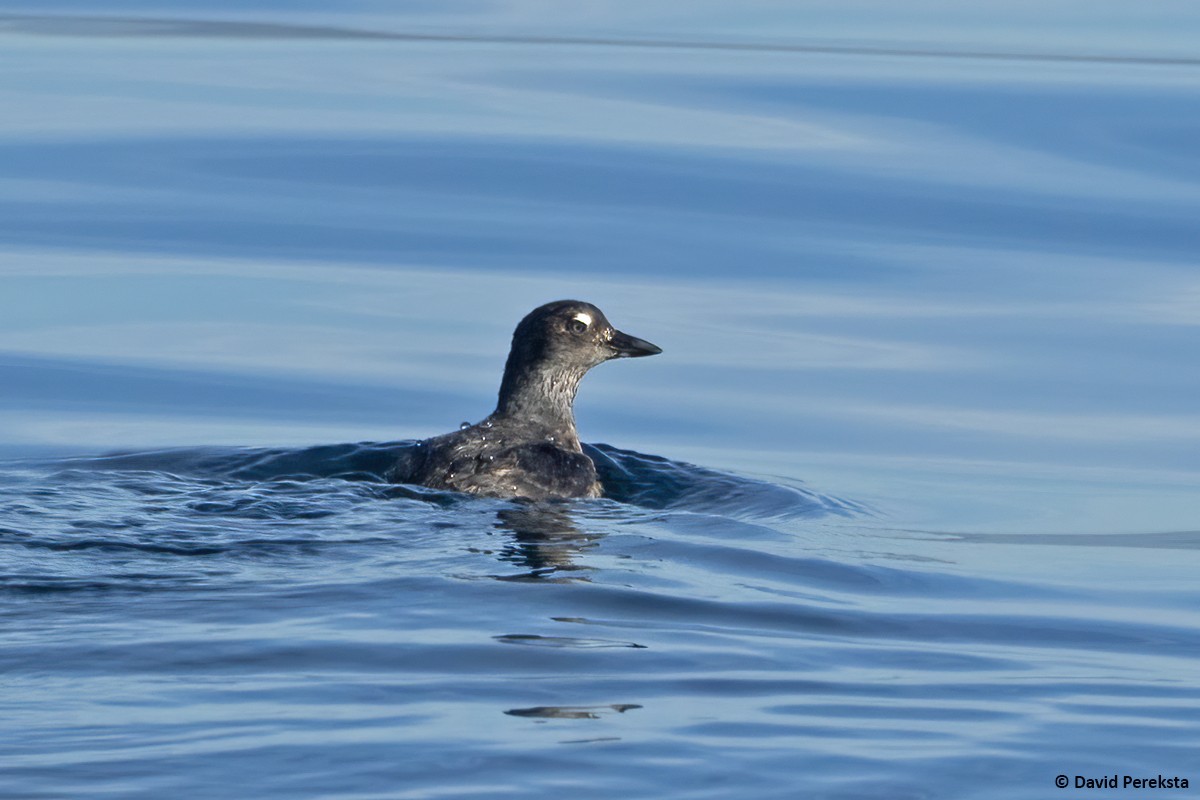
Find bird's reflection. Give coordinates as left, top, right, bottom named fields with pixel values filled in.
left=488, top=503, right=599, bottom=581
left=504, top=703, right=642, bottom=720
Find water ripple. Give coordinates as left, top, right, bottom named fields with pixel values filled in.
left=3, top=13, right=1196, bottom=67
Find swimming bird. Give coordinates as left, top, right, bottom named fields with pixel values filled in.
left=396, top=300, right=661, bottom=499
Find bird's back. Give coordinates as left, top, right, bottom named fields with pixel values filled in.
left=404, top=421, right=601, bottom=500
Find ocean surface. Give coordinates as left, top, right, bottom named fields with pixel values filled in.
left=2, top=3, right=1200, bottom=798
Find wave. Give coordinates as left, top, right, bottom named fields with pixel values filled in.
left=42, top=440, right=858, bottom=521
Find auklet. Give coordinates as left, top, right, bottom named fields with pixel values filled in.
left=399, top=300, right=661, bottom=500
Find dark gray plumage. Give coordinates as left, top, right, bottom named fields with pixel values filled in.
left=398, top=300, right=661, bottom=499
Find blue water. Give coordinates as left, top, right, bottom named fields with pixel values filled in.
left=3, top=4, right=1200, bottom=798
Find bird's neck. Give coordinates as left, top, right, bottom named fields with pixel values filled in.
left=494, top=365, right=586, bottom=449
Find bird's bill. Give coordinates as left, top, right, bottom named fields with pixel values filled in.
left=609, top=329, right=663, bottom=358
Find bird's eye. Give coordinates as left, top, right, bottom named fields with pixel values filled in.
left=568, top=319, right=588, bottom=334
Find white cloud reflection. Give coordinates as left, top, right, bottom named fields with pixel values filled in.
left=0, top=249, right=983, bottom=379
